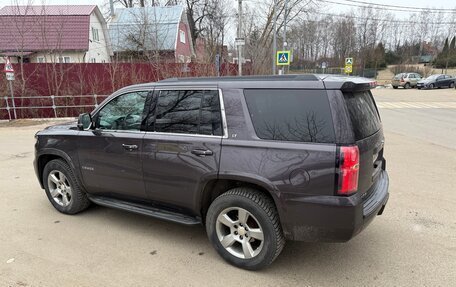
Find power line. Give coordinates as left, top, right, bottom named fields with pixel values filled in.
left=319, top=0, right=456, bottom=14
left=337, top=0, right=456, bottom=12
left=313, top=11, right=456, bottom=25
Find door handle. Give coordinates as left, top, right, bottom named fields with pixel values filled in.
left=191, top=149, right=213, bottom=157
left=122, top=144, right=138, bottom=151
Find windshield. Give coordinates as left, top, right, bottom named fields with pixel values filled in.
left=425, top=75, right=440, bottom=80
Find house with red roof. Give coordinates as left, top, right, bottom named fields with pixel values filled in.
left=0, top=5, right=112, bottom=63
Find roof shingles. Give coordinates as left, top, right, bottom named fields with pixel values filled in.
left=0, top=5, right=95, bottom=52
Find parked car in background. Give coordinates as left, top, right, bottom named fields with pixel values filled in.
left=391, top=73, right=422, bottom=89
left=417, top=74, right=455, bottom=89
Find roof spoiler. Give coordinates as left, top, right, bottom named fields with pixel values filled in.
left=340, top=81, right=377, bottom=92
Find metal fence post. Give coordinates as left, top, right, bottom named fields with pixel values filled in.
left=94, top=94, right=98, bottom=108
left=4, top=96, right=11, bottom=121
left=51, top=95, right=57, bottom=118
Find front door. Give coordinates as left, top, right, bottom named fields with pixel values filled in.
left=77, top=90, right=150, bottom=201
left=142, top=89, right=224, bottom=213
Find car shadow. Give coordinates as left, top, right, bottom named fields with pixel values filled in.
left=79, top=204, right=390, bottom=277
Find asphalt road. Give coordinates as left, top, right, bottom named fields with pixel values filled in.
left=1, top=88, right=455, bottom=287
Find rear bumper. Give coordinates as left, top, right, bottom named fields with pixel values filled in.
left=281, top=170, right=389, bottom=242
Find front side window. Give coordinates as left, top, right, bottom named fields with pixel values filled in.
left=97, top=91, right=148, bottom=131
left=244, top=89, right=335, bottom=143
left=154, top=90, right=222, bottom=136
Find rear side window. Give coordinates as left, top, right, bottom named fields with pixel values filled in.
left=154, top=90, right=222, bottom=136
left=343, top=91, right=381, bottom=141
left=244, top=89, right=335, bottom=143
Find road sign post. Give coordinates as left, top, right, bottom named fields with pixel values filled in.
left=321, top=62, right=327, bottom=73
left=345, top=57, right=353, bottom=76
left=3, top=57, right=16, bottom=120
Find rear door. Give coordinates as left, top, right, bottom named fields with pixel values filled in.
left=141, top=88, right=224, bottom=213
left=343, top=90, right=384, bottom=200
left=436, top=75, right=445, bottom=87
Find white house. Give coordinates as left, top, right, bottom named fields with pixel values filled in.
left=0, top=5, right=113, bottom=63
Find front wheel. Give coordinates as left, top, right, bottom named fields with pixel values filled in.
left=429, top=83, right=434, bottom=89
left=450, top=82, right=455, bottom=89
left=43, top=159, right=90, bottom=214
left=206, top=188, right=285, bottom=270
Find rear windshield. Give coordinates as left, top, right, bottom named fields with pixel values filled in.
left=343, top=91, right=381, bottom=141
left=394, top=73, right=405, bottom=80
left=244, top=89, right=335, bottom=143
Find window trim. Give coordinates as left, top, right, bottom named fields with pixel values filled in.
left=149, top=87, right=228, bottom=139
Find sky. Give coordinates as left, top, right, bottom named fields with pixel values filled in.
left=0, top=0, right=455, bottom=13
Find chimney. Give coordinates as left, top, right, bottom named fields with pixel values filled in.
left=109, top=0, right=115, bottom=17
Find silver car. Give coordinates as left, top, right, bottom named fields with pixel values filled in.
left=392, top=73, right=422, bottom=89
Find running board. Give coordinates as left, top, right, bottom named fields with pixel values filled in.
left=88, top=195, right=201, bottom=225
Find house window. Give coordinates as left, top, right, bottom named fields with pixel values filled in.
left=179, top=30, right=186, bottom=44
left=58, top=56, right=71, bottom=63
left=37, top=57, right=45, bottom=63
left=92, top=27, right=99, bottom=42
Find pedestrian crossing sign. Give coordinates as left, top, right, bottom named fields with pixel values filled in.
left=277, top=51, right=291, bottom=66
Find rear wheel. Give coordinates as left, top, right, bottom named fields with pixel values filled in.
left=450, top=82, right=455, bottom=88
left=206, top=188, right=285, bottom=270
left=404, top=82, right=411, bottom=89
left=392, top=86, right=398, bottom=89
left=43, top=159, right=90, bottom=214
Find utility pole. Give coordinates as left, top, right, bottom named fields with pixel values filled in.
left=237, top=0, right=243, bottom=76
left=282, top=0, right=289, bottom=75
left=272, top=0, right=277, bottom=75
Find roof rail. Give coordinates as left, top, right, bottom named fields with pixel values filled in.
left=158, top=74, right=319, bottom=83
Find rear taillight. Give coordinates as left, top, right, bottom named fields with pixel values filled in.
left=400, top=77, right=405, bottom=82
left=337, top=146, right=360, bottom=195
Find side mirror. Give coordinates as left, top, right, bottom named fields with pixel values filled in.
left=77, top=113, right=93, bottom=131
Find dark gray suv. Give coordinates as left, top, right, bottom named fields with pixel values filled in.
left=34, top=75, right=389, bottom=270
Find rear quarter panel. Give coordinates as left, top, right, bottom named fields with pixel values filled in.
left=219, top=88, right=337, bottom=238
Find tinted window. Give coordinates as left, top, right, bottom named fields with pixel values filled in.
left=244, top=89, right=335, bottom=143
left=97, top=91, right=148, bottom=130
left=154, top=90, right=222, bottom=136
left=343, top=91, right=381, bottom=141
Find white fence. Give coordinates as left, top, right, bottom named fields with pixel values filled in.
left=1, top=94, right=108, bottom=120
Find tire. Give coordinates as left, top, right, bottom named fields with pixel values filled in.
left=429, top=83, right=434, bottom=89
left=392, top=86, right=398, bottom=89
left=43, top=159, right=90, bottom=215
left=404, top=82, right=411, bottom=89
left=450, top=82, right=455, bottom=88
left=206, top=187, right=285, bottom=270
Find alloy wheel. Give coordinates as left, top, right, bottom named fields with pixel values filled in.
left=47, top=170, right=72, bottom=207
left=215, top=207, right=264, bottom=259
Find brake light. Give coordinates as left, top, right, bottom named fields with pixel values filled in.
left=338, top=146, right=360, bottom=195
left=400, top=77, right=404, bottom=82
